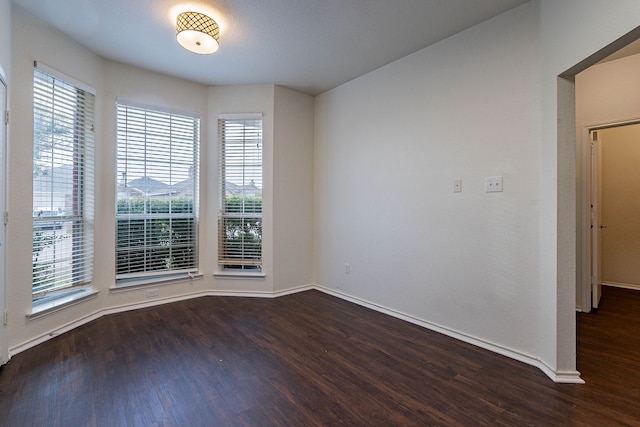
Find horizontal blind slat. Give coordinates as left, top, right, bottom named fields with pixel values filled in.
left=218, top=117, right=263, bottom=270
left=116, top=103, right=199, bottom=279
left=32, top=67, right=94, bottom=299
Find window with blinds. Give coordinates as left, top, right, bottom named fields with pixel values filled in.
left=218, top=114, right=263, bottom=270
left=32, top=65, right=95, bottom=300
left=116, top=102, right=199, bottom=281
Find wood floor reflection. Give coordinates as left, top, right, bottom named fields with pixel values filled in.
left=1, top=286, right=639, bottom=426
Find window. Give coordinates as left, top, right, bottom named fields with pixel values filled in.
left=116, top=101, right=199, bottom=283
left=32, top=65, right=95, bottom=301
left=218, top=114, right=263, bottom=271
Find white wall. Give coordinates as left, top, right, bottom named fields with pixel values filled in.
left=577, top=54, right=640, bottom=126
left=315, top=0, right=640, bottom=381
left=273, top=86, right=314, bottom=292
left=315, top=2, right=542, bottom=362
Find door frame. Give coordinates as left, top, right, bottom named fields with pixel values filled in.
left=590, top=130, right=602, bottom=309
left=0, top=74, right=6, bottom=365
left=580, top=118, right=640, bottom=312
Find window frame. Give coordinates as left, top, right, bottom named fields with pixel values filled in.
left=218, top=113, right=263, bottom=273
left=115, top=100, right=200, bottom=285
left=32, top=63, right=95, bottom=303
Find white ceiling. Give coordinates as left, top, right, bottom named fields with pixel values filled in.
left=12, top=0, right=531, bottom=95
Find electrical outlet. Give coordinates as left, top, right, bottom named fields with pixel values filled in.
left=3, top=311, right=8, bottom=325
left=345, top=263, right=351, bottom=274
left=146, top=288, right=159, bottom=298
left=485, top=176, right=503, bottom=193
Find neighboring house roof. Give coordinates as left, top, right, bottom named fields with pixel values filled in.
left=225, top=181, right=262, bottom=197
left=126, top=176, right=171, bottom=194
left=37, top=169, right=261, bottom=199
left=171, top=177, right=193, bottom=191
left=33, top=164, right=74, bottom=193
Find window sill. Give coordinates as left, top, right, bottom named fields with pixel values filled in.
left=28, top=287, right=99, bottom=321
left=213, top=271, right=266, bottom=279
left=111, top=272, right=203, bottom=293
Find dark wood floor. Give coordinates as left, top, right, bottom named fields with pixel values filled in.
left=1, top=286, right=639, bottom=426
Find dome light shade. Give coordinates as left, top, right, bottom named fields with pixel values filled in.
left=176, top=11, right=220, bottom=54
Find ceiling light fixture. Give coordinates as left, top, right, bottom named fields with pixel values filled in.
left=176, top=11, right=220, bottom=54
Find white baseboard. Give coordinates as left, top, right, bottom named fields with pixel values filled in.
left=538, top=362, right=585, bottom=384
left=8, top=283, right=583, bottom=384
left=602, top=281, right=640, bottom=291
left=210, top=284, right=314, bottom=298
left=314, top=285, right=584, bottom=385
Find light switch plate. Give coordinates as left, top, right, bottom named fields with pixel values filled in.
left=454, top=179, right=462, bottom=193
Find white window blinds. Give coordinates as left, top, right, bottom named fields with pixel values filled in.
left=116, top=102, right=199, bottom=279
left=218, top=114, right=263, bottom=270
left=32, top=65, right=95, bottom=300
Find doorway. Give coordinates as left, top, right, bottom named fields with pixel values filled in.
left=552, top=24, right=640, bottom=382
left=588, top=123, right=640, bottom=305
left=575, top=45, right=640, bottom=313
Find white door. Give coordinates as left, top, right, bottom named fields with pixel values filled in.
left=590, top=130, right=602, bottom=309
left=0, top=76, right=6, bottom=365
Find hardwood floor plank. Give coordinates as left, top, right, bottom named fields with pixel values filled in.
left=1, top=287, right=640, bottom=426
